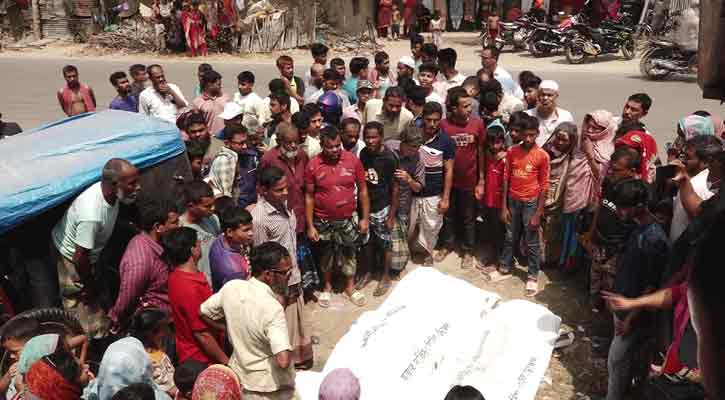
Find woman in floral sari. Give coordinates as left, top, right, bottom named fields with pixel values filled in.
left=181, top=0, right=208, bottom=57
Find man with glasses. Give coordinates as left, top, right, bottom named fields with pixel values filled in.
left=207, top=119, right=247, bottom=199
left=525, top=80, right=574, bottom=147
left=200, top=242, right=298, bottom=399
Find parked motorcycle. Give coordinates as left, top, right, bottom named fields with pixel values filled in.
left=565, top=20, right=636, bottom=63
left=639, top=39, right=697, bottom=79
left=526, top=15, right=576, bottom=57
left=480, top=10, right=542, bottom=51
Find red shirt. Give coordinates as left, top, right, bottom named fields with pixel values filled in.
left=484, top=154, right=506, bottom=209
left=504, top=145, right=550, bottom=201
left=305, top=150, right=366, bottom=220
left=168, top=268, right=215, bottom=364
left=440, top=118, right=485, bottom=190
left=260, top=147, right=309, bottom=233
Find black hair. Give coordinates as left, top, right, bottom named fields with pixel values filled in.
left=341, top=117, right=362, bottom=131
left=421, top=43, right=438, bottom=58
left=363, top=121, right=384, bottom=137
left=693, top=110, right=711, bottom=117
left=146, top=64, right=162, bottom=74
left=447, top=86, right=470, bottom=110
left=422, top=101, right=443, bottom=118
left=109, top=71, right=128, bottom=86
left=613, top=178, right=649, bottom=208
left=479, top=78, right=503, bottom=97
left=184, top=180, right=214, bottom=205
left=42, top=344, right=81, bottom=386
left=374, top=51, right=390, bottom=65
left=201, top=70, right=222, bottom=90
left=611, top=146, right=641, bottom=170
left=174, top=361, right=207, bottom=397
left=187, top=110, right=207, bottom=127
left=410, top=33, right=424, bottom=46
left=487, top=123, right=507, bottom=143
left=509, top=111, right=529, bottom=130
left=258, top=165, right=285, bottom=189
left=615, top=120, right=646, bottom=139
left=320, top=125, right=340, bottom=143
left=220, top=206, right=253, bottom=232
left=330, top=58, right=345, bottom=68
left=213, top=196, right=235, bottom=219
left=444, top=385, right=486, bottom=400
left=186, top=140, right=205, bottom=161
left=349, top=57, right=370, bottom=75
left=518, top=70, right=536, bottom=86
left=137, top=198, right=178, bottom=232
left=160, top=227, right=198, bottom=267
left=523, top=114, right=540, bottom=131
left=437, top=48, right=457, bottom=67
left=237, top=71, right=255, bottom=84
left=687, top=135, right=723, bottom=163
left=250, top=242, right=290, bottom=277
left=406, top=85, right=428, bottom=106
left=268, top=78, right=287, bottom=94
left=481, top=44, right=501, bottom=59
left=129, top=308, right=169, bottom=347
left=479, top=91, right=500, bottom=113
left=322, top=68, right=340, bottom=82
left=292, top=111, right=311, bottom=131
left=397, top=76, right=417, bottom=93
left=222, top=124, right=247, bottom=141
left=129, top=64, right=146, bottom=76
left=111, top=383, right=155, bottom=400
left=628, top=93, right=652, bottom=112
left=269, top=92, right=291, bottom=111
left=462, top=76, right=480, bottom=90
left=197, top=63, right=213, bottom=74
left=384, top=86, right=406, bottom=101
left=301, top=103, right=321, bottom=118
left=520, top=74, right=542, bottom=91
left=418, top=62, right=439, bottom=75
left=62, top=65, right=78, bottom=75
left=275, top=55, right=293, bottom=67
left=1, top=317, right=39, bottom=343
left=310, top=42, right=329, bottom=57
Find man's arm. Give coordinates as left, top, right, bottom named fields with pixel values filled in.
left=439, top=159, right=454, bottom=214
left=387, top=173, right=400, bottom=230
left=197, top=291, right=230, bottom=364
left=89, top=87, right=97, bottom=109
left=475, top=126, right=486, bottom=200
left=57, top=90, right=68, bottom=116
left=530, top=152, right=550, bottom=228
left=108, top=249, right=151, bottom=326
left=170, top=85, right=188, bottom=109
left=501, top=153, right=511, bottom=224
left=192, top=331, right=229, bottom=364
left=358, top=180, right=371, bottom=236
left=200, top=314, right=227, bottom=332
left=602, top=287, right=675, bottom=311
left=267, top=307, right=293, bottom=369
left=676, top=176, right=706, bottom=218
left=305, top=184, right=319, bottom=241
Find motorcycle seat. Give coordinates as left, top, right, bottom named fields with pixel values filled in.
left=652, top=39, right=675, bottom=48
left=532, top=22, right=554, bottom=28
left=501, top=22, right=519, bottom=29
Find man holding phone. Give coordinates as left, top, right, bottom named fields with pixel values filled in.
left=140, top=64, right=188, bottom=123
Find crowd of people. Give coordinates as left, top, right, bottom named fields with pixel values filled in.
left=3, top=35, right=725, bottom=400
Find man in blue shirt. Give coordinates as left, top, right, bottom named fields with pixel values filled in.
left=342, top=57, right=370, bottom=106
left=109, top=71, right=139, bottom=112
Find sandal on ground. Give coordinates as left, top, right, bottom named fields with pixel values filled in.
left=486, top=270, right=512, bottom=283
left=345, top=291, right=367, bottom=307
left=355, top=275, right=371, bottom=291
left=525, top=279, right=539, bottom=297
left=318, top=292, right=331, bottom=308
left=433, top=248, right=451, bottom=263
left=373, top=280, right=392, bottom=297
left=477, top=264, right=498, bottom=274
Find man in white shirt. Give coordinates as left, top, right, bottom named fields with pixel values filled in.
left=303, top=63, right=325, bottom=104
left=417, top=62, right=446, bottom=115
left=200, top=242, right=296, bottom=399
left=525, top=80, right=574, bottom=146
left=480, top=45, right=524, bottom=100
left=669, top=135, right=721, bottom=242
left=139, top=64, right=188, bottom=123
left=434, top=48, right=466, bottom=100
left=50, top=158, right=140, bottom=336
left=362, top=86, right=414, bottom=139
left=397, top=56, right=416, bottom=82
left=233, top=71, right=267, bottom=125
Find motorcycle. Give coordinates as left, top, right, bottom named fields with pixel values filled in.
left=526, top=14, right=576, bottom=57
left=480, top=10, right=542, bottom=51
left=639, top=39, right=697, bottom=80
left=564, top=19, right=636, bottom=63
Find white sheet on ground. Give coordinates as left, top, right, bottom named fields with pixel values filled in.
left=298, top=267, right=561, bottom=400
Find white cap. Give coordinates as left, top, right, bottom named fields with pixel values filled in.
left=218, top=102, right=243, bottom=120
left=398, top=56, right=415, bottom=70
left=539, top=80, right=559, bottom=92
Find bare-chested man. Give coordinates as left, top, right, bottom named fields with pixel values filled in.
left=57, top=65, right=97, bottom=117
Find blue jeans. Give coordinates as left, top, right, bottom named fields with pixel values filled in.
left=499, top=197, right=541, bottom=279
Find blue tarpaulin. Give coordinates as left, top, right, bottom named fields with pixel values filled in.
left=0, top=110, right=185, bottom=234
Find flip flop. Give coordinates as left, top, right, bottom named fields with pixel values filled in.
left=373, top=280, right=392, bottom=297
left=486, top=270, right=512, bottom=283
left=345, top=291, right=367, bottom=307
left=525, top=280, right=539, bottom=297
left=355, top=275, right=371, bottom=291
left=318, top=292, right=331, bottom=308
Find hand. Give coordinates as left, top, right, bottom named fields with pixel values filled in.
left=475, top=180, right=485, bottom=201
left=385, top=215, right=395, bottom=231
left=579, top=232, right=593, bottom=254
left=437, top=197, right=450, bottom=215
left=109, top=321, right=121, bottom=336
left=669, top=159, right=688, bottom=183
left=307, top=226, right=320, bottom=242
left=358, top=218, right=370, bottom=236
left=256, top=143, right=268, bottom=154
left=528, top=212, right=542, bottom=229
left=157, top=82, right=170, bottom=95
left=614, top=317, right=632, bottom=336
left=394, top=169, right=411, bottom=185
left=8, top=363, right=17, bottom=379
left=601, top=290, right=638, bottom=311
left=500, top=207, right=510, bottom=224
left=80, top=364, right=94, bottom=386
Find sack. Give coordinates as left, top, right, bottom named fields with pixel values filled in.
left=643, top=375, right=705, bottom=400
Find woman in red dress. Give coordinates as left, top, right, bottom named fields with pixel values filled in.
left=403, top=0, right=417, bottom=37
left=377, top=0, right=394, bottom=39
left=181, top=0, right=208, bottom=57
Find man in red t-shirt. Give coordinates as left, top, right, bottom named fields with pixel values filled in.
left=486, top=115, right=550, bottom=297
left=305, top=126, right=371, bottom=308
left=435, top=87, right=486, bottom=269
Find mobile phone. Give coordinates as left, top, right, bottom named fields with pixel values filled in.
left=657, top=165, right=678, bottom=180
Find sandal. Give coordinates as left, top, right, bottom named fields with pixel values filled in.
left=433, top=248, right=451, bottom=263
left=355, top=274, right=371, bottom=291
left=373, top=280, right=392, bottom=297
left=345, top=291, right=367, bottom=307
left=318, top=291, right=331, bottom=308
left=525, top=279, right=539, bottom=297
left=485, top=270, right=512, bottom=283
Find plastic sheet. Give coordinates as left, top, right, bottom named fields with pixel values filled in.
left=0, top=110, right=184, bottom=234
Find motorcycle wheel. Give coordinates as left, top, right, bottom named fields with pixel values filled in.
left=565, top=40, right=586, bottom=64
left=528, top=40, right=546, bottom=57
left=639, top=48, right=672, bottom=80
left=621, top=38, right=636, bottom=60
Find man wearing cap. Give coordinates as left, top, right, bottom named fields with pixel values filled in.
left=362, top=86, right=414, bottom=140
left=342, top=80, right=375, bottom=123
left=480, top=45, right=524, bottom=100
left=217, top=102, right=245, bottom=138
left=192, top=70, right=231, bottom=135
left=525, top=80, right=574, bottom=147
left=397, top=56, right=416, bottom=82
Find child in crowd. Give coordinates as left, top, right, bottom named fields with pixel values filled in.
left=480, top=121, right=508, bottom=271
left=462, top=76, right=481, bottom=118
left=130, top=309, right=177, bottom=398
left=357, top=122, right=400, bottom=297
left=369, top=51, right=397, bottom=99
left=343, top=58, right=370, bottom=105
left=173, top=360, right=207, bottom=400
left=186, top=141, right=205, bottom=180
left=418, top=62, right=446, bottom=112
left=429, top=10, right=444, bottom=47
left=179, top=181, right=222, bottom=286
left=391, top=5, right=402, bottom=40
left=0, top=318, right=39, bottom=395
left=209, top=206, right=253, bottom=292
left=193, top=63, right=213, bottom=98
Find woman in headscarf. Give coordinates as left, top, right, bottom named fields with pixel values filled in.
left=16, top=338, right=86, bottom=400
left=190, top=365, right=241, bottom=400
left=559, top=110, right=616, bottom=271
left=541, top=122, right=578, bottom=269
left=82, top=337, right=171, bottom=400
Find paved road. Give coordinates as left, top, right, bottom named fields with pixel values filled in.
left=0, top=54, right=721, bottom=150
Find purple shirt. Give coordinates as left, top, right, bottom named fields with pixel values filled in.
left=109, top=95, right=139, bottom=112
left=208, top=235, right=249, bottom=292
